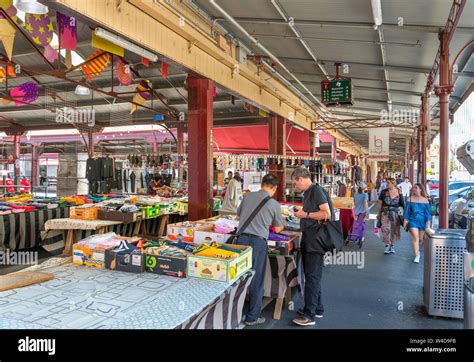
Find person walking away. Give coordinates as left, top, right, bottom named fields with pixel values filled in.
left=235, top=174, right=283, bottom=326
left=403, top=183, right=431, bottom=263
left=367, top=180, right=375, bottom=202
left=398, top=176, right=412, bottom=199
left=354, top=182, right=369, bottom=221
left=345, top=181, right=353, bottom=198
left=219, top=172, right=243, bottom=215
left=396, top=175, right=403, bottom=185
left=291, top=168, right=332, bottom=326
left=380, top=179, right=388, bottom=191
left=377, top=178, right=405, bottom=254
left=224, top=171, right=233, bottom=187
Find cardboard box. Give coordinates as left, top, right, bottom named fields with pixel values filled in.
left=193, top=230, right=233, bottom=245
left=105, top=249, right=145, bottom=273
left=73, top=244, right=117, bottom=269
left=145, top=254, right=187, bottom=278
left=267, top=239, right=294, bottom=256
left=187, top=244, right=252, bottom=283
left=332, top=197, right=354, bottom=209
left=166, top=222, right=213, bottom=242
left=98, top=209, right=143, bottom=223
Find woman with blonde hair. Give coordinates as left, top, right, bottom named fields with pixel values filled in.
left=377, top=178, right=405, bottom=255
left=403, top=183, right=431, bottom=263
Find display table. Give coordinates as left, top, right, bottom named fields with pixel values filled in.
left=0, top=207, right=70, bottom=252
left=263, top=254, right=299, bottom=320
left=0, top=258, right=254, bottom=329
left=44, top=218, right=142, bottom=256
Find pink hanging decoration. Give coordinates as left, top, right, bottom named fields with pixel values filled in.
left=57, top=12, right=77, bottom=51
left=10, top=82, right=39, bottom=106
left=43, top=44, right=58, bottom=62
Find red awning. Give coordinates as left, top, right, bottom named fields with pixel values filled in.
left=213, top=125, right=333, bottom=154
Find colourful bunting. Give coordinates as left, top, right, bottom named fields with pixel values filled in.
left=130, top=79, right=152, bottom=114
left=161, top=61, right=168, bottom=77
left=81, top=50, right=111, bottom=80
left=10, top=82, right=39, bottom=106
left=57, top=12, right=77, bottom=51
left=0, top=0, right=17, bottom=60
left=25, top=13, right=58, bottom=62
left=116, top=57, right=133, bottom=86
left=0, top=65, right=16, bottom=83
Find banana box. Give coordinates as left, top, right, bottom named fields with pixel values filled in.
left=145, top=254, right=187, bottom=278
left=73, top=241, right=121, bottom=269
left=187, top=244, right=252, bottom=284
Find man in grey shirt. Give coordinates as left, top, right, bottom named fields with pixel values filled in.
left=236, top=174, right=283, bottom=326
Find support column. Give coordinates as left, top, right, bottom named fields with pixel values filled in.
left=416, top=126, right=422, bottom=183
left=269, top=114, right=286, bottom=201
left=177, top=124, right=185, bottom=155
left=409, top=139, right=415, bottom=183
left=309, top=131, right=316, bottom=182
left=31, top=144, right=38, bottom=187
left=421, top=94, right=429, bottom=186
left=87, top=130, right=95, bottom=158
left=13, top=135, right=21, bottom=178
left=187, top=76, right=213, bottom=221
left=152, top=142, right=158, bottom=153
left=435, top=30, right=453, bottom=229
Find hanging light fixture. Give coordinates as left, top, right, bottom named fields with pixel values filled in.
left=75, top=85, right=90, bottom=96
left=13, top=0, right=49, bottom=14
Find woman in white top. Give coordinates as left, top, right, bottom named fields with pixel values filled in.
left=219, top=172, right=243, bottom=215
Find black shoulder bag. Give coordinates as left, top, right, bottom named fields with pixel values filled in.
left=226, top=195, right=272, bottom=244
left=305, top=185, right=344, bottom=254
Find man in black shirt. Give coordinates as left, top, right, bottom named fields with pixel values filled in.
left=291, top=167, right=331, bottom=327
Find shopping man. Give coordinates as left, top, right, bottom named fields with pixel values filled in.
left=398, top=176, right=413, bottom=199
left=236, top=174, right=283, bottom=326
left=291, top=167, right=332, bottom=326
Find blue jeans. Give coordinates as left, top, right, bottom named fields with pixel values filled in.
left=301, top=242, right=324, bottom=320
left=236, top=233, right=268, bottom=322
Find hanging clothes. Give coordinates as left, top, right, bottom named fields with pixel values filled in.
left=123, top=169, right=128, bottom=193
left=130, top=171, right=136, bottom=193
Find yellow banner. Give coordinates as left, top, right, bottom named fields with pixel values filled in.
left=92, top=32, right=124, bottom=57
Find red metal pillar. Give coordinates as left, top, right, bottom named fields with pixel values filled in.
left=152, top=142, right=158, bottom=153
left=435, top=30, right=453, bottom=229
left=13, top=135, right=20, bottom=177
left=187, top=75, right=213, bottom=220
left=269, top=114, right=286, bottom=201
left=409, top=139, right=415, bottom=183
left=421, top=94, right=429, bottom=186
left=416, top=126, right=421, bottom=183
left=177, top=124, right=185, bottom=155
left=309, top=131, right=316, bottom=182
left=31, top=144, right=38, bottom=187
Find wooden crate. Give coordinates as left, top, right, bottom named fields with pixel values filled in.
left=70, top=207, right=100, bottom=220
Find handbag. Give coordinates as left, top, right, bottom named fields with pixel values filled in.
left=226, top=195, right=272, bottom=244
left=304, top=185, right=344, bottom=254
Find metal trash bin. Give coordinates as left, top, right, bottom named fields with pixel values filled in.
left=464, top=252, right=474, bottom=329
left=424, top=229, right=467, bottom=318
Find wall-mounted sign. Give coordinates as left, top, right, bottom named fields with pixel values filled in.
left=368, top=127, right=390, bottom=161
left=321, top=78, right=353, bottom=106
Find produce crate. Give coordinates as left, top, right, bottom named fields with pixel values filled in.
left=139, top=206, right=160, bottom=219
left=332, top=197, right=354, bottom=209
left=177, top=202, right=188, bottom=215
left=98, top=209, right=142, bottom=223
left=70, top=206, right=100, bottom=220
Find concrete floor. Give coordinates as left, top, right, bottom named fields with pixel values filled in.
left=247, top=209, right=463, bottom=329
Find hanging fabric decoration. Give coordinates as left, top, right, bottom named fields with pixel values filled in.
left=258, top=109, right=267, bottom=117
left=130, top=79, right=152, bottom=114
left=10, top=82, right=39, bottom=106
left=57, top=12, right=77, bottom=67
left=243, top=102, right=249, bottom=111
left=249, top=104, right=254, bottom=113
left=25, top=13, right=58, bottom=62
left=0, top=65, right=16, bottom=83
left=57, top=12, right=77, bottom=50
left=161, top=61, right=168, bottom=77
left=141, top=57, right=149, bottom=67
left=81, top=50, right=111, bottom=81
left=213, top=86, right=217, bottom=97
left=116, top=57, right=133, bottom=86
left=0, top=0, right=17, bottom=60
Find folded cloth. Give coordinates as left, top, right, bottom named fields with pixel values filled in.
left=11, top=208, right=26, bottom=213
left=0, top=210, right=11, bottom=215
left=268, top=232, right=290, bottom=241
left=47, top=203, right=58, bottom=209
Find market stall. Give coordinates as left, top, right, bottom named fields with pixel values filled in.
left=0, top=256, right=254, bottom=329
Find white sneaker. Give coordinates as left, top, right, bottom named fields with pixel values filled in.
left=384, top=244, right=390, bottom=254
left=389, top=245, right=395, bottom=254
left=413, top=255, right=420, bottom=263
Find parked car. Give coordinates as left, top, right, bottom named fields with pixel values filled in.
left=430, top=181, right=474, bottom=197
left=453, top=187, right=474, bottom=229
left=428, top=180, right=440, bottom=191
left=431, top=186, right=472, bottom=215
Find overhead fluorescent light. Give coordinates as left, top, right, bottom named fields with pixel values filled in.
left=13, top=0, right=48, bottom=15
left=94, top=28, right=158, bottom=62
left=371, top=0, right=383, bottom=27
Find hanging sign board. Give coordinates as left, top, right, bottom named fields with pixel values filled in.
left=321, top=78, right=353, bottom=106
left=368, top=128, right=390, bottom=161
